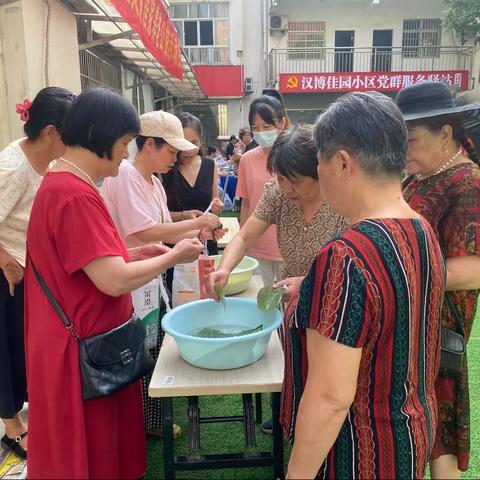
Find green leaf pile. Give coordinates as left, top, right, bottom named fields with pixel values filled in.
left=192, top=324, right=262, bottom=338
left=257, top=284, right=283, bottom=312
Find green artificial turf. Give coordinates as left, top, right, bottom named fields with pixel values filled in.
left=146, top=309, right=480, bottom=479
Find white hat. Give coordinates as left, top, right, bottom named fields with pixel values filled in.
left=139, top=111, right=197, bottom=151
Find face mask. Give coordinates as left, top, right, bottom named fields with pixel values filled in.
left=253, top=130, right=278, bottom=148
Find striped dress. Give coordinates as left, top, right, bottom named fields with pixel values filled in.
left=281, top=218, right=445, bottom=479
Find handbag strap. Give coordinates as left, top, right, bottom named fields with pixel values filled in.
left=28, top=253, right=81, bottom=342
left=445, top=292, right=465, bottom=338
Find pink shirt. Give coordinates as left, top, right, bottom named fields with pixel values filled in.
left=102, top=161, right=171, bottom=248
left=236, top=147, right=282, bottom=261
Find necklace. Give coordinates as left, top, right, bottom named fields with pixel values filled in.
left=58, top=157, right=99, bottom=192
left=416, top=149, right=463, bottom=181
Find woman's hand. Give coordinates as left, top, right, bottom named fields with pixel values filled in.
left=199, top=227, right=229, bottom=242
left=182, top=209, right=203, bottom=220
left=205, top=268, right=230, bottom=300
left=128, top=244, right=171, bottom=261
left=274, top=276, right=304, bottom=303
left=210, top=198, right=224, bottom=214
left=195, top=212, right=221, bottom=230
left=171, top=238, right=204, bottom=264
left=0, top=252, right=24, bottom=296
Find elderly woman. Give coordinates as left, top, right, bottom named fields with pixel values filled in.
left=282, top=92, right=445, bottom=479
left=0, top=87, right=73, bottom=460
left=207, top=124, right=347, bottom=434
left=207, top=124, right=347, bottom=302
left=25, top=89, right=203, bottom=478
left=397, top=81, right=480, bottom=479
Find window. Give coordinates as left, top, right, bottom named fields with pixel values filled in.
left=184, top=21, right=198, bottom=46
left=402, top=19, right=442, bottom=58
left=288, top=22, right=326, bottom=59
left=171, top=2, right=229, bottom=64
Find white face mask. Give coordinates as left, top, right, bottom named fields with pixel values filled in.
left=253, top=130, right=279, bottom=148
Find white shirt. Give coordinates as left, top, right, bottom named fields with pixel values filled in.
left=0, top=139, right=43, bottom=267
left=102, top=160, right=172, bottom=248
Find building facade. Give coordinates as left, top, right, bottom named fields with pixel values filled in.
left=0, top=0, right=204, bottom=149
left=268, top=0, right=478, bottom=124
left=169, top=0, right=269, bottom=146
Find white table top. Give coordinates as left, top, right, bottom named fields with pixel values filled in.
left=149, top=332, right=284, bottom=398
left=149, top=275, right=284, bottom=398
left=217, top=217, right=240, bottom=248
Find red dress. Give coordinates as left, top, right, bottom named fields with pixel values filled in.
left=24, top=172, right=146, bottom=479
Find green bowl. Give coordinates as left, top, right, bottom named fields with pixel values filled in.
left=211, top=255, right=259, bottom=295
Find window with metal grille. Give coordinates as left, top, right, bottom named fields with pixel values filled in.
left=79, top=50, right=121, bottom=93
left=288, top=22, right=326, bottom=59
left=171, top=2, right=229, bottom=64
left=402, top=19, right=442, bottom=58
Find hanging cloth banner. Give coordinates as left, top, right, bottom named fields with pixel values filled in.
left=110, top=0, right=183, bottom=80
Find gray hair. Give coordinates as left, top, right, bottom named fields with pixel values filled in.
left=313, top=92, right=407, bottom=178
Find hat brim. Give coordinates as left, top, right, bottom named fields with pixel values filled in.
left=403, top=102, right=480, bottom=121
left=163, top=136, right=198, bottom=151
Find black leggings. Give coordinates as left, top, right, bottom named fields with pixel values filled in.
left=0, top=271, right=26, bottom=419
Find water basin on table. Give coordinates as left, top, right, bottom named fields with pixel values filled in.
left=161, top=297, right=282, bottom=370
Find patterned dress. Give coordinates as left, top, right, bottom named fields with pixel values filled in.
left=403, top=162, right=480, bottom=470
left=253, top=179, right=348, bottom=278
left=281, top=218, right=445, bottom=479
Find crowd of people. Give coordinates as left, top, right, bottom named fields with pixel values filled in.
left=0, top=80, right=479, bottom=480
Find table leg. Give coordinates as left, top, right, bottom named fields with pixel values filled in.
left=255, top=393, right=263, bottom=425
left=161, top=397, right=175, bottom=479
left=271, top=393, right=284, bottom=480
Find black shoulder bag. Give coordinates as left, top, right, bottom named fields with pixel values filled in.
left=30, top=256, right=155, bottom=400
left=440, top=292, right=466, bottom=375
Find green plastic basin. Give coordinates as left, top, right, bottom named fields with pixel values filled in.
left=211, top=255, right=259, bottom=295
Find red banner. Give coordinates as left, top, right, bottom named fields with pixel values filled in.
left=279, top=70, right=469, bottom=94
left=110, top=0, right=183, bottom=80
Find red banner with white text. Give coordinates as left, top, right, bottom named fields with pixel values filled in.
left=110, top=0, right=183, bottom=80
left=279, top=70, right=469, bottom=94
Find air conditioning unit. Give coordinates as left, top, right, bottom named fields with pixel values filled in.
left=244, top=77, right=254, bottom=94
left=269, top=15, right=288, bottom=36
left=270, top=15, right=282, bottom=29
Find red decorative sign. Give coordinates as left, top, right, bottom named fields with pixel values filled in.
left=279, top=70, right=469, bottom=94
left=110, top=0, right=183, bottom=80
left=193, top=66, right=244, bottom=97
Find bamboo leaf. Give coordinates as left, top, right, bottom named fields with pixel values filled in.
left=214, top=283, right=226, bottom=310
left=257, top=285, right=283, bottom=312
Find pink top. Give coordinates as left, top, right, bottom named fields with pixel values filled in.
left=236, top=147, right=282, bottom=261
left=102, top=161, right=172, bottom=248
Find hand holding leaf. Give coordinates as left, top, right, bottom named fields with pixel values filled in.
left=257, top=284, right=284, bottom=312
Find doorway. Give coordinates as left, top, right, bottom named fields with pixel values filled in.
left=372, top=29, right=393, bottom=72
left=335, top=30, right=355, bottom=72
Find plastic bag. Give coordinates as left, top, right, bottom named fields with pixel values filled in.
left=172, top=256, right=214, bottom=307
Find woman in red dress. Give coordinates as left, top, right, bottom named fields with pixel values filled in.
left=397, top=81, right=480, bottom=479
left=24, top=88, right=203, bottom=479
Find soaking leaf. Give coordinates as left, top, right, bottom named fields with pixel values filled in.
left=257, top=285, right=283, bottom=312
left=214, top=283, right=226, bottom=309
left=192, top=324, right=263, bottom=338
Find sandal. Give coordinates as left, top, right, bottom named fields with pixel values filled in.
left=1, top=431, right=27, bottom=460
left=146, top=424, right=182, bottom=439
